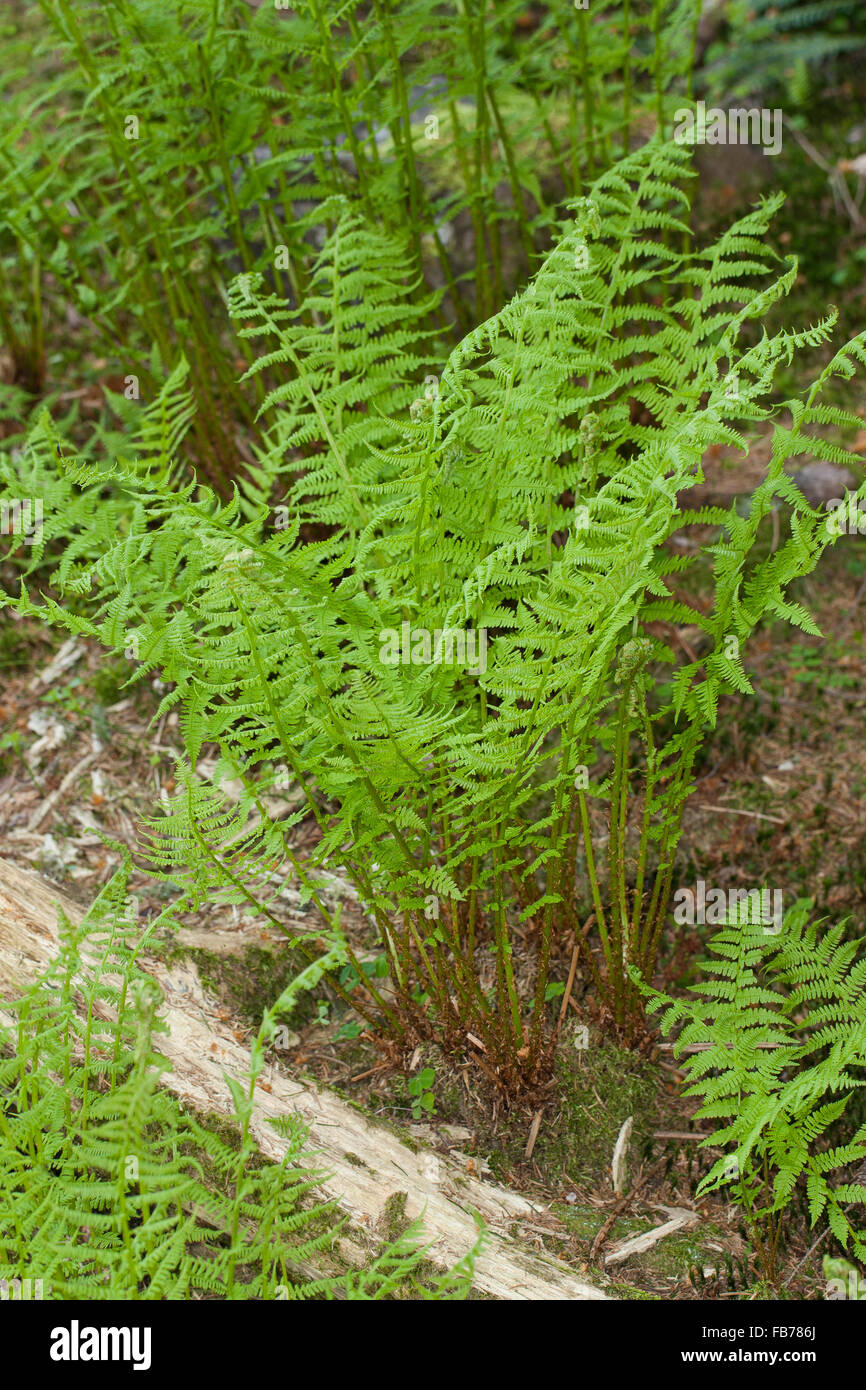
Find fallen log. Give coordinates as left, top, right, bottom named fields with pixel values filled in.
left=0, top=857, right=608, bottom=1301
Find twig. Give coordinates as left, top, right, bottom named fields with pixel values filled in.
left=524, top=1108, right=543, bottom=1161
left=588, top=1158, right=667, bottom=1263
left=653, top=1130, right=711, bottom=1141
left=697, top=803, right=785, bottom=825
left=554, top=942, right=581, bottom=1040
left=781, top=117, right=833, bottom=174
left=604, top=1207, right=699, bottom=1267
left=26, top=751, right=100, bottom=832
left=782, top=1199, right=861, bottom=1288
left=348, top=1063, right=390, bottom=1083
left=782, top=116, right=864, bottom=229
left=612, top=1115, right=633, bottom=1196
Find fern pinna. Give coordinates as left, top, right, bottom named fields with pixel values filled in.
left=5, top=140, right=866, bottom=1095
left=639, top=903, right=866, bottom=1287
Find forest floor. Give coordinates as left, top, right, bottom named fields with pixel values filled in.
left=2, top=62, right=866, bottom=1299
left=3, top=429, right=863, bottom=1299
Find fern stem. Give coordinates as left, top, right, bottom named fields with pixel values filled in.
left=372, top=0, right=424, bottom=272
left=652, top=0, right=665, bottom=138
left=576, top=7, right=596, bottom=183
left=486, top=86, right=535, bottom=274
left=448, top=95, right=489, bottom=319
left=578, top=788, right=612, bottom=974
left=197, top=44, right=255, bottom=276
left=630, top=702, right=656, bottom=948
left=622, top=0, right=632, bottom=157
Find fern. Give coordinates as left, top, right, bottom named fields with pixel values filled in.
left=229, top=202, right=444, bottom=528
left=639, top=903, right=866, bottom=1286
left=703, top=0, right=866, bottom=99
left=6, top=139, right=865, bottom=1093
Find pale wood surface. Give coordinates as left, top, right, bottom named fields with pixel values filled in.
left=0, top=856, right=609, bottom=1301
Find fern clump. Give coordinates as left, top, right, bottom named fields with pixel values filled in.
left=639, top=904, right=866, bottom=1287
left=5, top=139, right=866, bottom=1096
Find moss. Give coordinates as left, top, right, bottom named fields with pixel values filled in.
left=196, top=1110, right=243, bottom=1156
left=376, top=1190, right=450, bottom=1297
left=485, top=1035, right=663, bottom=1187
left=189, top=942, right=322, bottom=1030
left=552, top=1201, right=609, bottom=1242
left=608, top=1282, right=662, bottom=1300
left=624, top=1224, right=707, bottom=1279
left=381, top=1190, right=410, bottom=1238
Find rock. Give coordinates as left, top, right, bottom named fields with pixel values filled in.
left=790, top=461, right=856, bottom=508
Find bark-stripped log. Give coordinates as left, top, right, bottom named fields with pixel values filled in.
left=0, top=857, right=609, bottom=1301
